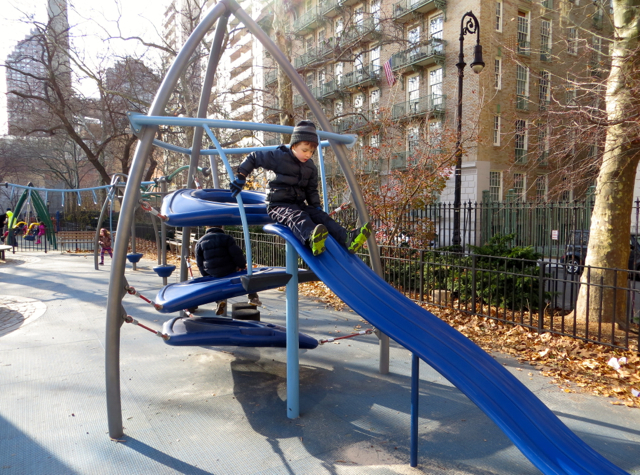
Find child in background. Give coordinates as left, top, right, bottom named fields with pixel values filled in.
left=36, top=221, right=46, bottom=244
left=195, top=226, right=261, bottom=313
left=229, top=120, right=371, bottom=256
left=99, top=228, right=113, bottom=265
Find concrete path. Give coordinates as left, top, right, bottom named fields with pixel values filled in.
left=1, top=251, right=639, bottom=474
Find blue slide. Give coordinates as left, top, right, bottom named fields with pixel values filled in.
left=265, top=224, right=627, bottom=475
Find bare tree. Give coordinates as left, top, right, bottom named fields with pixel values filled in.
left=3, top=7, right=160, bottom=186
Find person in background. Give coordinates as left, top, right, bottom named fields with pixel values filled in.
left=0, top=210, right=6, bottom=243
left=229, top=120, right=371, bottom=257
left=36, top=221, right=46, bottom=245
left=195, top=226, right=261, bottom=315
left=99, top=228, right=113, bottom=265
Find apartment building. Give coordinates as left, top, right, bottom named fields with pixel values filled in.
left=253, top=0, right=610, bottom=203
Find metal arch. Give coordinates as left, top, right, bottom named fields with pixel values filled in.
left=106, top=0, right=390, bottom=438
left=105, top=1, right=229, bottom=439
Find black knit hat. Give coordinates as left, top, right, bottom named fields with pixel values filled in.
left=290, top=120, right=319, bottom=147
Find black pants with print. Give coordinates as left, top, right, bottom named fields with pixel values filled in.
left=267, top=203, right=348, bottom=245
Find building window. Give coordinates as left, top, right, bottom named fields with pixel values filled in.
left=305, top=35, right=314, bottom=52
left=371, top=45, right=380, bottom=68
left=371, top=0, right=381, bottom=28
left=568, top=27, right=578, bottom=55
left=591, top=36, right=602, bottom=69
left=334, top=99, right=343, bottom=120
left=495, top=1, right=502, bottom=32
left=429, top=15, right=444, bottom=53
left=408, top=25, right=421, bottom=59
left=354, top=5, right=364, bottom=26
left=566, top=73, right=577, bottom=104
left=428, top=120, right=442, bottom=148
left=490, top=171, right=502, bottom=202
left=335, top=61, right=343, bottom=84
left=318, top=29, right=326, bottom=44
left=429, top=68, right=443, bottom=108
left=538, top=124, right=549, bottom=164
left=513, top=173, right=526, bottom=201
left=535, top=176, right=547, bottom=201
left=539, top=70, right=550, bottom=109
left=494, top=58, right=502, bottom=89
left=370, top=88, right=380, bottom=118
left=493, top=115, right=501, bottom=146
left=370, top=133, right=380, bottom=148
left=540, top=20, right=551, bottom=61
left=517, top=12, right=530, bottom=55
left=408, top=126, right=420, bottom=154
left=353, top=92, right=364, bottom=112
left=306, top=72, right=315, bottom=89
left=335, top=18, right=344, bottom=36
left=515, top=119, right=528, bottom=163
left=516, top=65, right=529, bottom=110
left=407, top=74, right=420, bottom=112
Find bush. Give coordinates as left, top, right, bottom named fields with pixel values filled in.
left=442, top=234, right=551, bottom=311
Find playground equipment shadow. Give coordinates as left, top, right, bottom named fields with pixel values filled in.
left=1, top=251, right=639, bottom=474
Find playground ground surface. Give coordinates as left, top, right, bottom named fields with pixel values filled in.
left=1, top=250, right=640, bottom=475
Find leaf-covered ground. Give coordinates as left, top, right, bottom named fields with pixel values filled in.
left=297, top=281, right=640, bottom=408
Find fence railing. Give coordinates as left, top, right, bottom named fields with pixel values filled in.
left=226, top=229, right=639, bottom=351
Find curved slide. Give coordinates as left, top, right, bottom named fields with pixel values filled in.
left=265, top=224, right=627, bottom=475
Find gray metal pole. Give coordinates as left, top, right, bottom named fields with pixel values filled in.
left=105, top=2, right=228, bottom=439
left=160, top=178, right=169, bottom=286
left=181, top=14, right=230, bottom=284
left=227, top=0, right=390, bottom=374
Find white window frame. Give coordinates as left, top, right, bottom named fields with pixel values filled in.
left=495, top=1, right=503, bottom=32
left=490, top=171, right=503, bottom=202
left=540, top=19, right=552, bottom=60
left=493, top=115, right=501, bottom=146
left=517, top=11, right=530, bottom=55
left=515, top=119, right=528, bottom=163
left=494, top=58, right=502, bottom=89
left=535, top=175, right=548, bottom=201
left=539, top=70, right=550, bottom=106
left=513, top=173, right=526, bottom=201
left=429, top=67, right=443, bottom=108
left=568, top=27, right=578, bottom=55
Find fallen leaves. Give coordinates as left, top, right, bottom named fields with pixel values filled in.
left=297, top=282, right=640, bottom=408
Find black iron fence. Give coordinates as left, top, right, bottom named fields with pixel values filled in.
left=324, top=193, right=619, bottom=260
left=226, top=229, right=639, bottom=352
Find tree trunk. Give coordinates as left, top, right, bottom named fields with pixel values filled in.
left=574, top=0, right=640, bottom=324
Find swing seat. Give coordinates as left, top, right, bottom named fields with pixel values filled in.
left=162, top=316, right=318, bottom=349
left=126, top=252, right=144, bottom=263
left=153, top=264, right=176, bottom=278
left=155, top=267, right=318, bottom=313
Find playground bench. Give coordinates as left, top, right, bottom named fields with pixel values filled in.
left=0, top=244, right=12, bottom=260
left=167, top=230, right=196, bottom=256
left=58, top=231, right=96, bottom=252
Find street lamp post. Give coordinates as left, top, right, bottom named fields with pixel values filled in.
left=453, top=11, right=484, bottom=249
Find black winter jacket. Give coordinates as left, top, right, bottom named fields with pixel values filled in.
left=237, top=145, right=321, bottom=207
left=195, top=228, right=246, bottom=278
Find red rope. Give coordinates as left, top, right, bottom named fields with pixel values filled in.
left=124, top=315, right=169, bottom=340
left=125, top=285, right=163, bottom=311
left=319, top=328, right=375, bottom=345
left=139, top=199, right=169, bottom=221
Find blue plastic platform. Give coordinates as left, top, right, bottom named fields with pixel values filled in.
left=155, top=266, right=318, bottom=313
left=160, top=188, right=273, bottom=227
left=162, top=316, right=318, bottom=349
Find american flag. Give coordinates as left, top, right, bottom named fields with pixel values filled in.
left=383, top=59, right=395, bottom=86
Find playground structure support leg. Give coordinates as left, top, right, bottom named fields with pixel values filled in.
left=286, top=241, right=300, bottom=419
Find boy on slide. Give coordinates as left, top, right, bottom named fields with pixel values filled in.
left=229, top=120, right=371, bottom=256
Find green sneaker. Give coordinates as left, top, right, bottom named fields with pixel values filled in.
left=309, top=224, right=329, bottom=256
left=346, top=222, right=372, bottom=254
